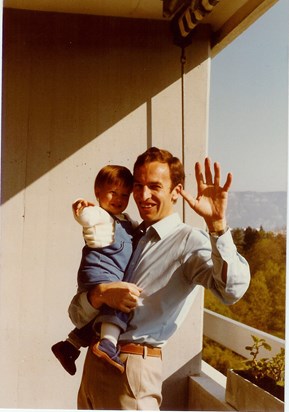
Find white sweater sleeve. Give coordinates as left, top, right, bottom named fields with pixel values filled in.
left=73, top=204, right=115, bottom=248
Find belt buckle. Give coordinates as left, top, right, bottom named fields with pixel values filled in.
left=143, top=345, right=148, bottom=359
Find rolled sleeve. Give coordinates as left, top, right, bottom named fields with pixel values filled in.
left=210, top=230, right=250, bottom=304
left=68, top=292, right=99, bottom=328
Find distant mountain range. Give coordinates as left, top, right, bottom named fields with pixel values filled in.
left=227, top=191, right=287, bottom=231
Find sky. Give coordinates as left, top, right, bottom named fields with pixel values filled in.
left=208, top=0, right=288, bottom=192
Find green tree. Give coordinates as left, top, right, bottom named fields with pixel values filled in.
left=264, top=260, right=286, bottom=337
left=243, top=227, right=260, bottom=253
left=203, top=227, right=286, bottom=373
left=231, top=228, right=245, bottom=254
left=246, top=234, right=286, bottom=275
left=231, top=269, right=273, bottom=331
left=202, top=337, right=244, bottom=375
left=204, top=289, right=233, bottom=318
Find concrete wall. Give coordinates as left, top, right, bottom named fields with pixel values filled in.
left=1, top=8, right=210, bottom=409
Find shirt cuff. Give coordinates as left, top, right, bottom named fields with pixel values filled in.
left=210, top=228, right=237, bottom=262
left=209, top=226, right=229, bottom=238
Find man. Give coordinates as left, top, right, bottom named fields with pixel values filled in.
left=69, top=147, right=250, bottom=410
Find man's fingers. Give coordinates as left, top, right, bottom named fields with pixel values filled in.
left=119, top=304, right=131, bottom=313
left=223, top=172, right=233, bottom=192
left=213, top=162, right=221, bottom=186
left=205, top=158, right=213, bottom=185
left=121, top=282, right=142, bottom=296
left=180, top=188, right=196, bottom=208
left=120, top=296, right=138, bottom=313
left=195, top=162, right=204, bottom=185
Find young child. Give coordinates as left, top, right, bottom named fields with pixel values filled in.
left=52, top=165, right=139, bottom=375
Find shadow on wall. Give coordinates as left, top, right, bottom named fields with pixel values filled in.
left=2, top=8, right=204, bottom=204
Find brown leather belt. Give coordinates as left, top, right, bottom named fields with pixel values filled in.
left=120, top=342, right=162, bottom=358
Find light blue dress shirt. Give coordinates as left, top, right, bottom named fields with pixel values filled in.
left=69, top=213, right=250, bottom=347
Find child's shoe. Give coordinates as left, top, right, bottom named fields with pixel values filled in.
left=51, top=340, right=80, bottom=375
left=92, top=338, right=124, bottom=373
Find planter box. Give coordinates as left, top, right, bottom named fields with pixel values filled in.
left=226, top=369, right=284, bottom=411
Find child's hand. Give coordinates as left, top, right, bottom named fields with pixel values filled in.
left=72, top=199, right=95, bottom=216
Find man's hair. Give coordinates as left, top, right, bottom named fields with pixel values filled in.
left=133, top=147, right=185, bottom=190
left=94, top=165, right=133, bottom=191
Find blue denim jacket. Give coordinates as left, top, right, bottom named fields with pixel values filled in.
left=77, top=217, right=133, bottom=293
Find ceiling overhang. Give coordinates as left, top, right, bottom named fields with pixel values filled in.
left=3, top=0, right=278, bottom=56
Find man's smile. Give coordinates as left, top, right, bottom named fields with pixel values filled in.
left=138, top=203, right=156, bottom=209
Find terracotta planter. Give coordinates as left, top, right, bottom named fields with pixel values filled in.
left=226, top=369, right=284, bottom=411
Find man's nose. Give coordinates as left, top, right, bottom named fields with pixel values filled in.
left=140, top=186, right=151, bottom=200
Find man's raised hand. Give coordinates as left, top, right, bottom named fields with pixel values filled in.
left=180, top=158, right=232, bottom=232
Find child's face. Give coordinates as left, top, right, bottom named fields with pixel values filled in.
left=95, top=182, right=131, bottom=215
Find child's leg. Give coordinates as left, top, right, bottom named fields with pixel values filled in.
left=51, top=321, right=94, bottom=376
left=100, top=322, right=121, bottom=346
left=93, top=322, right=124, bottom=373
left=66, top=337, right=81, bottom=349
left=68, top=320, right=95, bottom=348
left=51, top=338, right=80, bottom=376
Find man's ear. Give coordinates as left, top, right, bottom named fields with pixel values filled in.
left=171, top=184, right=183, bottom=202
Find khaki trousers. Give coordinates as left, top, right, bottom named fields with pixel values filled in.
left=78, top=346, right=163, bottom=410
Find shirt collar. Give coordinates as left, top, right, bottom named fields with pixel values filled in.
left=146, top=213, right=182, bottom=239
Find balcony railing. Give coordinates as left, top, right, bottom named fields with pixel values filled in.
left=188, top=309, right=285, bottom=410
left=203, top=308, right=285, bottom=358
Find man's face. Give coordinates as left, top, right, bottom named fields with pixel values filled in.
left=133, top=161, right=180, bottom=226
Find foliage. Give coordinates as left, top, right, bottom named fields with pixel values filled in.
left=203, top=227, right=286, bottom=375
left=266, top=348, right=285, bottom=386
left=236, top=335, right=285, bottom=401
left=204, top=227, right=286, bottom=339
left=242, top=335, right=285, bottom=387
left=202, top=336, right=244, bottom=375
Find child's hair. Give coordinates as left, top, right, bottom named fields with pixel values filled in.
left=94, top=165, right=134, bottom=192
